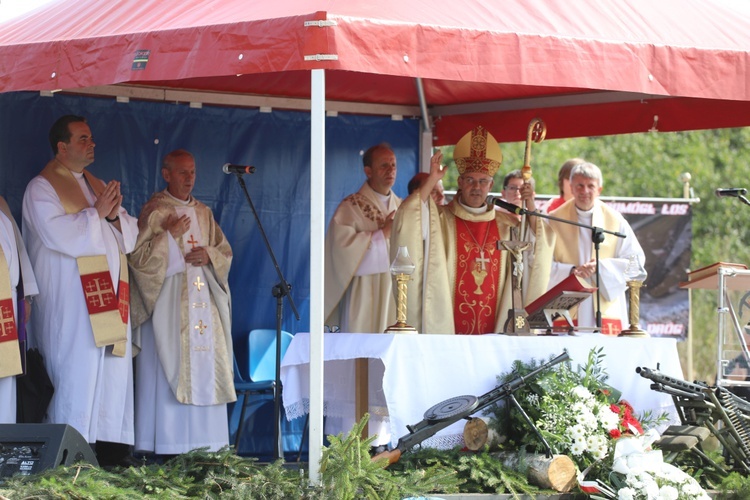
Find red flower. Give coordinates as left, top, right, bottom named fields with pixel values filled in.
left=609, top=429, right=622, bottom=439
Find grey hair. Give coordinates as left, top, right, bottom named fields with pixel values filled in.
left=570, top=162, right=603, bottom=188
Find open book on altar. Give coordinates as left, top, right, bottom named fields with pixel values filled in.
left=525, top=274, right=597, bottom=330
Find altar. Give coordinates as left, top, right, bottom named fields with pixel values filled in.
left=281, top=333, right=683, bottom=449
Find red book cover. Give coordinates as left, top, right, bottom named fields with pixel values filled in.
left=525, top=274, right=597, bottom=317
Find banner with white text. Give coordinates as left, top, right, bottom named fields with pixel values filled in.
left=605, top=199, right=692, bottom=341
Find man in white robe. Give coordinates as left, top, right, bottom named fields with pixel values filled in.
left=0, top=196, right=38, bottom=424
left=547, top=162, right=645, bottom=334
left=22, top=115, right=138, bottom=465
left=391, top=126, right=553, bottom=334
left=130, top=149, right=235, bottom=456
left=324, top=143, right=402, bottom=334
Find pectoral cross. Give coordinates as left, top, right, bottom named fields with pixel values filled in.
left=476, top=251, right=490, bottom=272
left=498, top=238, right=533, bottom=335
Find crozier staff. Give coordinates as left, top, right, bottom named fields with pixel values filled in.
left=390, top=126, right=554, bottom=334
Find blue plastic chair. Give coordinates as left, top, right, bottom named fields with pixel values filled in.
left=231, top=329, right=294, bottom=453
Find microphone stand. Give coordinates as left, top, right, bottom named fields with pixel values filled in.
left=512, top=204, right=625, bottom=332
left=233, top=172, right=301, bottom=461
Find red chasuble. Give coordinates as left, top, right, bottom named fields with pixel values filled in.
left=453, top=218, right=502, bottom=334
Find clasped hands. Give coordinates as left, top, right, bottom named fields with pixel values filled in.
left=94, top=180, right=123, bottom=221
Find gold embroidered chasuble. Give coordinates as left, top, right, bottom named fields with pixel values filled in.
left=324, top=182, right=401, bottom=333
left=40, top=162, right=129, bottom=355
left=391, top=194, right=553, bottom=334
left=129, top=191, right=235, bottom=405
left=548, top=199, right=623, bottom=332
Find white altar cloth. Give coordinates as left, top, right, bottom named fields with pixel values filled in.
left=281, top=333, right=682, bottom=449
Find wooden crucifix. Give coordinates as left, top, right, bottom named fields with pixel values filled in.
left=499, top=237, right=532, bottom=335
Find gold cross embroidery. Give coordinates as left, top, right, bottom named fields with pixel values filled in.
left=193, top=276, right=204, bottom=291
left=85, top=278, right=114, bottom=308
left=0, top=305, right=14, bottom=337
left=194, top=320, right=207, bottom=335
left=187, top=234, right=199, bottom=249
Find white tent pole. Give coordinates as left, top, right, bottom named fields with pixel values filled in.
left=416, top=77, right=434, bottom=172
left=308, top=68, right=326, bottom=484
left=419, top=129, right=433, bottom=173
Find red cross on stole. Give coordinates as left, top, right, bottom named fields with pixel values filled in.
left=0, top=298, right=17, bottom=341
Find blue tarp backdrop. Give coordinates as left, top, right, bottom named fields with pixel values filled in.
left=0, top=91, right=420, bottom=352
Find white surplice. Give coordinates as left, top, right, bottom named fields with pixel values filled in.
left=22, top=174, right=138, bottom=444
left=0, top=200, right=38, bottom=424
left=547, top=200, right=645, bottom=332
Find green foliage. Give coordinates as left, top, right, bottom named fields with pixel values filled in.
left=0, top=448, right=311, bottom=499
left=669, top=447, right=728, bottom=491
left=319, top=414, right=463, bottom=499
left=443, top=127, right=750, bottom=383
left=485, top=348, right=669, bottom=488
left=716, top=471, right=750, bottom=499
left=391, top=446, right=539, bottom=497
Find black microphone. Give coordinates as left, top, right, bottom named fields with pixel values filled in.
left=488, top=196, right=523, bottom=215
left=715, top=188, right=747, bottom=198
left=222, top=163, right=256, bottom=175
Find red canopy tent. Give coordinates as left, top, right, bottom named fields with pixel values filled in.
left=2, top=0, right=750, bottom=477
left=1, top=0, right=750, bottom=142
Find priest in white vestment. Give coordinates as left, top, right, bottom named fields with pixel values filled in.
left=324, top=143, right=402, bottom=334
left=0, top=196, right=38, bottom=424
left=547, top=162, right=645, bottom=334
left=391, top=126, right=554, bottom=335
left=130, top=149, right=235, bottom=455
left=22, top=115, right=138, bottom=464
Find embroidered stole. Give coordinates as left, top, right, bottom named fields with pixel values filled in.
left=176, top=205, right=217, bottom=405
left=550, top=201, right=622, bottom=334
left=453, top=218, right=501, bottom=334
left=40, top=162, right=129, bottom=356
left=0, top=242, right=20, bottom=378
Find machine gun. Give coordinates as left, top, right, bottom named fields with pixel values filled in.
left=373, top=350, right=569, bottom=465
left=635, top=366, right=712, bottom=404
left=636, top=365, right=750, bottom=473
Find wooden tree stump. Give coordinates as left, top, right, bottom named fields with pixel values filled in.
left=494, top=450, right=577, bottom=492
left=463, top=417, right=504, bottom=451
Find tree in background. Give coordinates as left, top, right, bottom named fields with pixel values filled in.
left=439, top=127, right=750, bottom=384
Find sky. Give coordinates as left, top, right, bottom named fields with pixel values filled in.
left=2, top=0, right=749, bottom=23
left=0, top=0, right=56, bottom=22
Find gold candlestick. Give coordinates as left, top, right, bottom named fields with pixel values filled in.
left=385, top=246, right=418, bottom=334
left=619, top=255, right=649, bottom=337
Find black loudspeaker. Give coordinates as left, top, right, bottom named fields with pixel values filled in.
left=0, top=424, right=98, bottom=478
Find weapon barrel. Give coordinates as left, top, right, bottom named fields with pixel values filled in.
left=381, top=350, right=569, bottom=465
left=479, top=351, right=570, bottom=408
left=636, top=366, right=709, bottom=395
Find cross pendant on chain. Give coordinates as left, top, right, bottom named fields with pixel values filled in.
left=476, top=250, right=490, bottom=271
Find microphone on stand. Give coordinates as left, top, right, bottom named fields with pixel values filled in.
left=488, top=196, right=524, bottom=215
left=715, top=188, right=747, bottom=198
left=222, top=163, right=256, bottom=175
